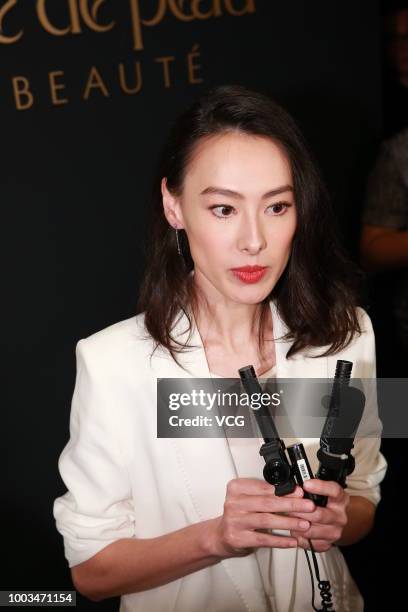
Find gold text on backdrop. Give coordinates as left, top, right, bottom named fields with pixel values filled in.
left=2, top=0, right=254, bottom=109
left=0, top=0, right=256, bottom=48
left=130, top=0, right=256, bottom=50
left=0, top=0, right=22, bottom=43
left=11, top=45, right=203, bottom=109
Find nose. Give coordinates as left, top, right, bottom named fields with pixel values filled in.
left=237, top=214, right=267, bottom=255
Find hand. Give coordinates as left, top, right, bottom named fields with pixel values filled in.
left=286, top=479, right=350, bottom=553
left=208, top=478, right=316, bottom=559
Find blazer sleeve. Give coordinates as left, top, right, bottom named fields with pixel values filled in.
left=344, top=308, right=388, bottom=507
left=53, top=339, right=136, bottom=568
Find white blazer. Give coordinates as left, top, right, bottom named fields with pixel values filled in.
left=53, top=300, right=387, bottom=612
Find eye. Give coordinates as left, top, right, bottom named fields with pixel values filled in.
left=267, top=202, right=292, bottom=215
left=209, top=205, right=235, bottom=219
left=209, top=202, right=293, bottom=219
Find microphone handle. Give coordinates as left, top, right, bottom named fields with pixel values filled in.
left=315, top=360, right=354, bottom=507
left=316, top=461, right=348, bottom=488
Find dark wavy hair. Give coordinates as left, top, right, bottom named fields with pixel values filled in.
left=136, top=84, right=363, bottom=369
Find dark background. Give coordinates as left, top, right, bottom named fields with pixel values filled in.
left=2, top=1, right=405, bottom=610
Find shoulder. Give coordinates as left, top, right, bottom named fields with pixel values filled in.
left=355, top=306, right=374, bottom=336
left=74, top=312, right=155, bottom=379
left=339, top=306, right=375, bottom=355
left=353, top=306, right=375, bottom=355
left=80, top=312, right=147, bottom=348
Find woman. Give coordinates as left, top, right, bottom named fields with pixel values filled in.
left=53, top=85, right=387, bottom=612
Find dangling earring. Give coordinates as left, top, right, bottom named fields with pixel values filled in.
left=175, top=226, right=182, bottom=255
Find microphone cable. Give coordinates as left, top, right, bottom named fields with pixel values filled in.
left=304, top=541, right=335, bottom=611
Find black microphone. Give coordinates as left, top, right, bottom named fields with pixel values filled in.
left=239, top=365, right=297, bottom=496
left=314, top=360, right=366, bottom=507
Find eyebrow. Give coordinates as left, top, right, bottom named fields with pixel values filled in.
left=199, top=185, right=294, bottom=199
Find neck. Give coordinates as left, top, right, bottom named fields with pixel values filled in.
left=190, top=273, right=273, bottom=353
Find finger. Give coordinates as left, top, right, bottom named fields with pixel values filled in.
left=238, top=530, right=299, bottom=549
left=226, top=478, right=277, bottom=497
left=226, top=478, right=305, bottom=498
left=286, top=507, right=335, bottom=525
left=289, top=485, right=307, bottom=498
left=228, top=495, right=315, bottom=515
left=291, top=523, right=341, bottom=541
left=273, top=485, right=305, bottom=498
left=236, top=512, right=311, bottom=533
left=303, top=479, right=344, bottom=501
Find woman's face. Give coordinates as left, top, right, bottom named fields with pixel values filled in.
left=163, top=131, right=297, bottom=305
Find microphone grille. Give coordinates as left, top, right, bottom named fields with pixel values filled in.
left=334, top=360, right=353, bottom=384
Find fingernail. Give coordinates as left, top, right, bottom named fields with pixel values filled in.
left=300, top=521, right=309, bottom=529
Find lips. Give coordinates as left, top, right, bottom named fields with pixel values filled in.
left=231, top=266, right=267, bottom=284
left=231, top=265, right=266, bottom=272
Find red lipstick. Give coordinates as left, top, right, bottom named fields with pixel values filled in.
left=231, top=265, right=267, bottom=284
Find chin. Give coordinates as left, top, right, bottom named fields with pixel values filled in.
left=232, top=288, right=271, bottom=304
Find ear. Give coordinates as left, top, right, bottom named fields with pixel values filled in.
left=161, top=178, right=185, bottom=229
